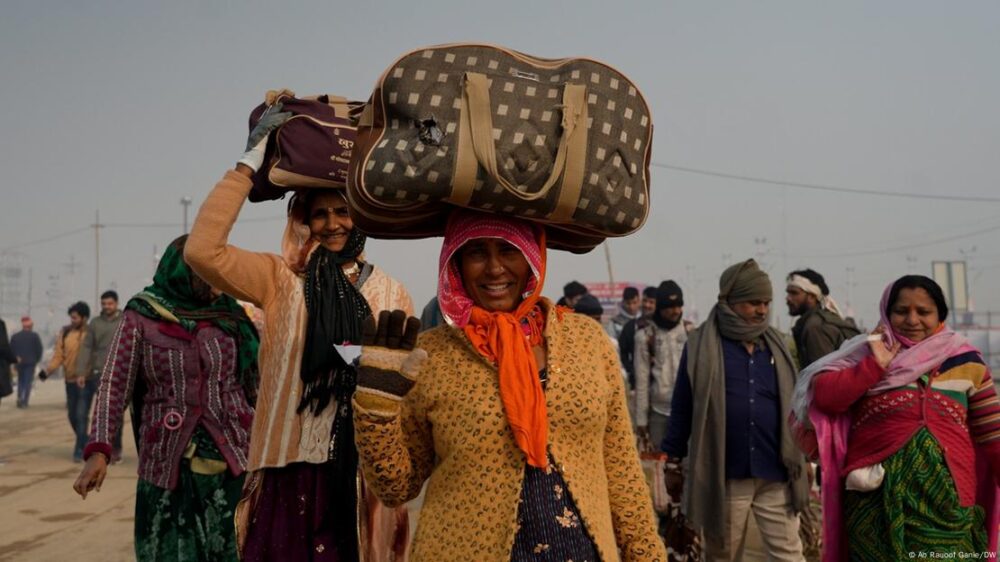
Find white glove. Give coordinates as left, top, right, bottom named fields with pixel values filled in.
left=237, top=102, right=293, bottom=173
left=237, top=136, right=269, bottom=173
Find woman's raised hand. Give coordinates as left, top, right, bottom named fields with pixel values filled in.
left=356, top=311, right=428, bottom=401
left=235, top=101, right=293, bottom=175
left=867, top=325, right=902, bottom=369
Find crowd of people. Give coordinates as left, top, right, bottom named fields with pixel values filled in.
left=0, top=114, right=995, bottom=562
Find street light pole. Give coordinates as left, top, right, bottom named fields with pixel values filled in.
left=181, top=197, right=193, bottom=234
left=93, top=210, right=103, bottom=306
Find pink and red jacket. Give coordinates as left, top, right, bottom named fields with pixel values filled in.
left=84, top=310, right=255, bottom=489
left=813, top=351, right=1000, bottom=506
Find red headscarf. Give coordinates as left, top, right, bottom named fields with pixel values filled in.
left=438, top=211, right=549, bottom=468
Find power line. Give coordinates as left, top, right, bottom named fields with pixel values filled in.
left=104, top=216, right=284, bottom=228
left=791, top=221, right=1000, bottom=259
left=654, top=162, right=1000, bottom=203
left=0, top=226, right=91, bottom=253
left=1, top=216, right=286, bottom=252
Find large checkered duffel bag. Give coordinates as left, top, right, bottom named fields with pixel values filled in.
left=347, top=44, right=653, bottom=253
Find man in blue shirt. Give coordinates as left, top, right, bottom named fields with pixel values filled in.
left=660, top=260, right=808, bottom=562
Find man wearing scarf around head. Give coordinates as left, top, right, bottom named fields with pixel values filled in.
left=74, top=235, right=259, bottom=561
left=785, top=269, right=860, bottom=369
left=184, top=105, right=414, bottom=562
left=662, top=259, right=809, bottom=562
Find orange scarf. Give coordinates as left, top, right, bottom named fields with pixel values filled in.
left=459, top=231, right=550, bottom=469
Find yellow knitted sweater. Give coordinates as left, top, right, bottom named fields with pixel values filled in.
left=354, top=300, right=665, bottom=561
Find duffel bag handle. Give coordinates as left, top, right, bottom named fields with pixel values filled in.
left=460, top=72, right=588, bottom=213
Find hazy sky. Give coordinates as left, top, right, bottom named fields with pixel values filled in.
left=2, top=1, right=999, bottom=334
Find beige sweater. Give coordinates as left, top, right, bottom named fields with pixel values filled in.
left=354, top=300, right=666, bottom=561
left=186, top=170, right=413, bottom=470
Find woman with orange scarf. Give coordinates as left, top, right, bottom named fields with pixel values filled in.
left=352, top=211, right=664, bottom=561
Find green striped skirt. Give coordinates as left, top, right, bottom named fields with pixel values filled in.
left=844, top=428, right=985, bottom=561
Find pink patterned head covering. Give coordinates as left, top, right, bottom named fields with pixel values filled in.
left=437, top=211, right=544, bottom=328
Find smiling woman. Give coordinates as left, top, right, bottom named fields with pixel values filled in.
left=352, top=210, right=666, bottom=561
left=305, top=191, right=354, bottom=254
left=885, top=276, right=949, bottom=343
left=801, top=275, right=1000, bottom=561
left=182, top=113, right=415, bottom=562
left=456, top=238, right=531, bottom=314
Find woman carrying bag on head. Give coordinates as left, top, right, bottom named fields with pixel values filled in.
left=184, top=106, right=414, bottom=562
left=352, top=210, right=665, bottom=561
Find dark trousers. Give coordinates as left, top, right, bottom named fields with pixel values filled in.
left=65, top=379, right=98, bottom=458
left=16, top=364, right=35, bottom=405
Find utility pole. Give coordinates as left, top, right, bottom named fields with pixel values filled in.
left=181, top=197, right=193, bottom=234
left=63, top=254, right=80, bottom=299
left=93, top=210, right=104, bottom=306
left=780, top=186, right=788, bottom=282
left=602, top=241, right=615, bottom=287
left=721, top=252, right=733, bottom=272
left=959, top=246, right=978, bottom=311
left=26, top=268, right=32, bottom=317
left=845, top=266, right=857, bottom=321
left=754, top=236, right=769, bottom=272
left=151, top=245, right=162, bottom=284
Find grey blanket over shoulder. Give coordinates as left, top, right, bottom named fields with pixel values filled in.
left=683, top=260, right=810, bottom=543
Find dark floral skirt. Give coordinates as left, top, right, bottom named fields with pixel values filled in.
left=239, top=459, right=351, bottom=562
left=134, top=428, right=244, bottom=562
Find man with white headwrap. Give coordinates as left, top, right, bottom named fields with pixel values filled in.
left=785, top=269, right=860, bottom=368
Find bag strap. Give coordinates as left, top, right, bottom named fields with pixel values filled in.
left=318, top=94, right=351, bottom=119
left=454, top=72, right=588, bottom=214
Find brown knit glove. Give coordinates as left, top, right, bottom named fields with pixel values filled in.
left=355, top=311, right=427, bottom=412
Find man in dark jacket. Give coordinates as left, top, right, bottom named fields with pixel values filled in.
left=76, top=290, right=126, bottom=462
left=605, top=286, right=641, bottom=340
left=786, top=269, right=860, bottom=368
left=0, top=318, right=18, bottom=406
left=618, top=285, right=657, bottom=389
left=557, top=280, right=589, bottom=308
left=10, top=316, right=43, bottom=408
left=419, top=296, right=444, bottom=332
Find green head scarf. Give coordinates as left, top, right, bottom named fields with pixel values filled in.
left=719, top=258, right=773, bottom=304
left=126, top=235, right=260, bottom=389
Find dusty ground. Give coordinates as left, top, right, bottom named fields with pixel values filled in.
left=0, top=377, right=796, bottom=562
left=0, top=378, right=137, bottom=561
left=0, top=378, right=426, bottom=562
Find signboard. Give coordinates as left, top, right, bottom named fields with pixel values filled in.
left=584, top=282, right=648, bottom=315
left=932, top=261, right=969, bottom=313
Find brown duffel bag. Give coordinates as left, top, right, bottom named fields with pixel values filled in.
left=347, top=44, right=652, bottom=253
left=247, top=90, right=364, bottom=203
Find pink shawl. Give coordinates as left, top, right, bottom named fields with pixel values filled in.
left=790, top=281, right=999, bottom=561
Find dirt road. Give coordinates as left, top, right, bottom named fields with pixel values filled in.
left=0, top=378, right=136, bottom=561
